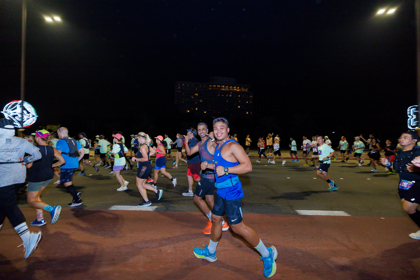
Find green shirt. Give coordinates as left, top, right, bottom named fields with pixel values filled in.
left=353, top=141, right=365, bottom=154
left=339, top=140, right=348, bottom=150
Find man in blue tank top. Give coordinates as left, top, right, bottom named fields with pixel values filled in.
left=193, top=117, right=278, bottom=278
left=185, top=123, right=229, bottom=235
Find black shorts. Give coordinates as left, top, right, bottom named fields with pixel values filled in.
left=100, top=153, right=107, bottom=159
left=318, top=163, right=330, bottom=173
left=83, top=154, right=90, bottom=160
left=258, top=149, right=265, bottom=155
left=340, top=150, right=346, bottom=154
left=274, top=150, right=281, bottom=156
left=166, top=149, right=171, bottom=154
left=137, top=162, right=152, bottom=179
left=177, top=147, right=182, bottom=152
left=266, top=145, right=273, bottom=150
left=398, top=180, right=420, bottom=203
left=368, top=152, right=380, bottom=161
left=303, top=151, right=309, bottom=155
left=195, top=177, right=215, bottom=197
left=290, top=151, right=297, bottom=155
left=313, top=152, right=318, bottom=155
left=212, top=192, right=243, bottom=225
left=94, top=149, right=100, bottom=155
left=60, top=168, right=77, bottom=183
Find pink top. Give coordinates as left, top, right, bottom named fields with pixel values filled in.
left=156, top=143, right=165, bottom=159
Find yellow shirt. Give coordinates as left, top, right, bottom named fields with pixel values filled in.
left=245, top=138, right=251, bottom=146
left=266, top=137, right=273, bottom=146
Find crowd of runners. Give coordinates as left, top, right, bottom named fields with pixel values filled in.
left=2, top=115, right=420, bottom=278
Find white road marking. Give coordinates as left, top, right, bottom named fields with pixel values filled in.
left=296, top=210, right=350, bottom=216
left=109, top=205, right=159, bottom=211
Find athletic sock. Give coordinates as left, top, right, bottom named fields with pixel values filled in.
left=208, top=240, right=218, bottom=254
left=206, top=212, right=212, bottom=221
left=152, top=184, right=157, bottom=188
left=43, top=205, right=54, bottom=212
left=408, top=210, right=420, bottom=228
left=67, top=184, right=78, bottom=200
left=326, top=179, right=331, bottom=183
left=254, top=239, right=270, bottom=258
left=14, top=222, right=30, bottom=244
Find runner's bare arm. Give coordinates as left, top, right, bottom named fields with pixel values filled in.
left=184, top=138, right=199, bottom=155
left=216, top=143, right=252, bottom=176
left=52, top=147, right=65, bottom=168
left=78, top=148, right=85, bottom=162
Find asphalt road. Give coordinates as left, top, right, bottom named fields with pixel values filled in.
left=16, top=152, right=404, bottom=219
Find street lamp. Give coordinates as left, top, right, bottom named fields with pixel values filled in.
left=44, top=15, right=62, bottom=23
left=376, top=7, right=397, bottom=16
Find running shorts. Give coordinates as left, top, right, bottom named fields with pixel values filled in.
left=187, top=163, right=201, bottom=180
left=155, top=157, right=167, bottom=170
left=398, top=180, right=420, bottom=204
left=274, top=150, right=281, bottom=156
left=368, top=152, right=380, bottom=161
left=137, top=162, right=152, bottom=179
left=60, top=168, right=77, bottom=183
left=354, top=153, right=362, bottom=158
left=27, top=179, right=52, bottom=192
left=195, top=177, right=215, bottom=197
left=83, top=154, right=90, bottom=160
left=318, top=163, right=330, bottom=173
left=213, top=193, right=243, bottom=225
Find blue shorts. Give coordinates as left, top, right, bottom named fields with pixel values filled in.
left=60, top=169, right=77, bottom=183
left=195, top=177, right=215, bottom=197
left=213, top=192, right=243, bottom=225
left=216, top=181, right=244, bottom=200
left=155, top=157, right=167, bottom=170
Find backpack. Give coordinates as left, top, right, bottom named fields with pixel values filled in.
left=62, top=138, right=80, bottom=157
left=82, top=138, right=91, bottom=149
left=117, top=143, right=125, bottom=158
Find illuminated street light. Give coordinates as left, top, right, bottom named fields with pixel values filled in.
left=53, top=16, right=61, bottom=22
left=45, top=16, right=53, bottom=22
left=387, top=8, right=397, bottom=14
left=376, top=8, right=386, bottom=15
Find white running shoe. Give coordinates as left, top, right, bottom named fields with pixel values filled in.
left=172, top=178, right=177, bottom=187
left=54, top=180, right=61, bottom=185
left=256, top=160, right=260, bottom=163
left=409, top=230, right=420, bottom=240
left=268, top=159, right=271, bottom=163
left=22, top=231, right=42, bottom=258
left=117, top=186, right=128, bottom=191
left=182, top=191, right=193, bottom=197
left=371, top=169, right=377, bottom=172
left=282, top=160, right=286, bottom=166
left=271, top=161, right=275, bottom=164
left=124, top=181, right=129, bottom=187
left=109, top=171, right=114, bottom=174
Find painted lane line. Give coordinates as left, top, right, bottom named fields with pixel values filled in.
left=296, top=210, right=350, bottom=216
left=109, top=205, right=159, bottom=211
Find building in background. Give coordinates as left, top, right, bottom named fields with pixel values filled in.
left=174, top=77, right=253, bottom=119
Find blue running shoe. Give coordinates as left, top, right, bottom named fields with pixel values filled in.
left=30, top=219, right=46, bottom=227
left=50, top=205, right=62, bottom=224
left=193, top=245, right=217, bottom=262
left=328, top=180, right=335, bottom=188
left=329, top=185, right=339, bottom=191
left=262, top=246, right=278, bottom=278
left=291, top=160, right=295, bottom=163
left=295, top=160, right=300, bottom=163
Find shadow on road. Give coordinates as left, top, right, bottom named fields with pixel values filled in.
left=271, top=190, right=329, bottom=200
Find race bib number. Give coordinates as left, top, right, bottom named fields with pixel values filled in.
left=399, top=180, right=415, bottom=190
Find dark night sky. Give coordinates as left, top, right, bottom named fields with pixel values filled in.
left=0, top=0, right=417, bottom=144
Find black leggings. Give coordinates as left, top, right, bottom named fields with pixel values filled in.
left=0, top=184, right=26, bottom=227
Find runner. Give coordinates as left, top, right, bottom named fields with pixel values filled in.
left=266, top=133, right=273, bottom=157
left=301, top=136, right=312, bottom=166
left=367, top=138, right=381, bottom=172
left=193, top=117, right=277, bottom=278
left=26, top=130, right=64, bottom=227
left=316, top=135, right=338, bottom=191
left=130, top=134, right=136, bottom=157
left=383, top=139, right=396, bottom=175
left=0, top=118, right=42, bottom=258
left=174, top=133, right=187, bottom=168
left=256, top=137, right=267, bottom=163
left=272, top=134, right=286, bottom=165
left=152, top=135, right=177, bottom=189
left=337, top=136, right=349, bottom=162
left=384, top=131, right=420, bottom=240
left=77, top=132, right=99, bottom=176
left=49, top=132, right=61, bottom=185
left=56, top=127, right=85, bottom=207
left=184, top=123, right=229, bottom=234
left=131, top=132, right=162, bottom=207
left=111, top=133, right=130, bottom=192
left=93, top=136, right=101, bottom=166
left=245, top=134, right=252, bottom=156
left=182, top=128, right=201, bottom=197
left=163, top=134, right=175, bottom=165
left=311, top=136, right=319, bottom=168
left=97, top=135, right=111, bottom=168
left=352, top=136, right=365, bottom=166
left=289, top=137, right=299, bottom=163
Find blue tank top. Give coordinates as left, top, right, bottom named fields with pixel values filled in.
left=199, top=138, right=214, bottom=179
left=214, top=140, right=244, bottom=200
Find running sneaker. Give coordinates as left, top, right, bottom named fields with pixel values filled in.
left=53, top=180, right=61, bottom=185
left=303, top=164, right=308, bottom=166
left=371, top=169, right=377, bottom=172
left=267, top=159, right=271, bottom=163
left=138, top=201, right=152, bottom=207
left=222, top=222, right=229, bottom=231
left=291, top=160, right=295, bottom=163
left=77, top=172, right=86, bottom=176
left=256, top=160, right=261, bottom=163
left=50, top=206, right=62, bottom=224
left=173, top=161, right=176, bottom=166
left=109, top=171, right=114, bottom=174
left=182, top=191, right=194, bottom=197
left=384, top=167, right=389, bottom=172
left=172, top=178, right=177, bottom=187
left=22, top=231, right=42, bottom=259
left=156, top=189, right=163, bottom=200
left=124, top=181, right=129, bottom=187
left=173, top=166, right=178, bottom=168
left=117, top=186, right=128, bottom=191
left=152, top=184, right=157, bottom=190
left=203, top=220, right=212, bottom=235
left=271, top=161, right=275, bottom=164
left=94, top=165, right=99, bottom=172
left=30, top=219, right=46, bottom=227
left=262, top=246, right=278, bottom=278
left=387, top=171, right=396, bottom=175
left=102, top=165, right=108, bottom=168
left=147, top=178, right=154, bottom=183
left=328, top=185, right=339, bottom=191
left=360, top=159, right=365, bottom=164
left=409, top=230, right=420, bottom=240
left=193, top=245, right=217, bottom=262
left=346, top=157, right=349, bottom=161
left=282, top=160, right=286, bottom=166
left=329, top=180, right=335, bottom=189
left=358, top=163, right=362, bottom=167
left=105, top=165, right=111, bottom=169
left=125, top=164, right=128, bottom=171
left=295, top=160, right=300, bottom=163
left=69, top=199, right=83, bottom=207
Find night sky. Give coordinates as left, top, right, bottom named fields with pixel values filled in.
left=0, top=0, right=417, bottom=145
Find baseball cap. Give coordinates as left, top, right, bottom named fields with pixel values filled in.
left=187, top=128, right=197, bottom=136
left=0, top=118, right=14, bottom=130
left=354, top=136, right=360, bottom=139
left=324, top=135, right=329, bottom=138
left=35, top=129, right=50, bottom=139
left=79, top=132, right=87, bottom=138
left=113, top=133, right=123, bottom=141
left=155, top=135, right=163, bottom=141
left=95, top=135, right=100, bottom=138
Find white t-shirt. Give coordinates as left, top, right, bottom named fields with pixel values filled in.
left=98, top=139, right=110, bottom=154
left=274, top=143, right=280, bottom=151
left=311, top=141, right=318, bottom=152
left=302, top=139, right=311, bottom=151
left=112, top=144, right=128, bottom=166
left=318, top=144, right=334, bottom=164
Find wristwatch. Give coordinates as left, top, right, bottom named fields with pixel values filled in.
left=224, top=167, right=229, bottom=175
